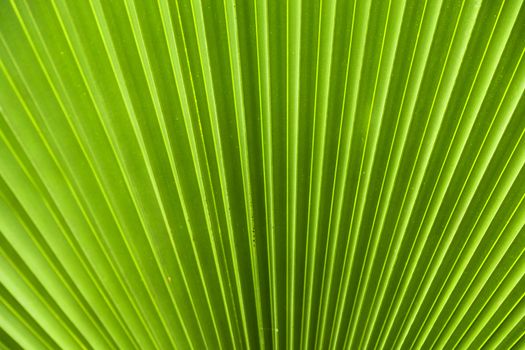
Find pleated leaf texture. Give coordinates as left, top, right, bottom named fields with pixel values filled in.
left=1, top=0, right=525, bottom=348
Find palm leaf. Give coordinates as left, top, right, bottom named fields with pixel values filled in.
left=1, top=0, right=524, bottom=348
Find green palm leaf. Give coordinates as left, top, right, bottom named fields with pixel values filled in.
left=1, top=0, right=524, bottom=348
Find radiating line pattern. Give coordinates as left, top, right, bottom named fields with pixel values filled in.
left=0, top=0, right=524, bottom=348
